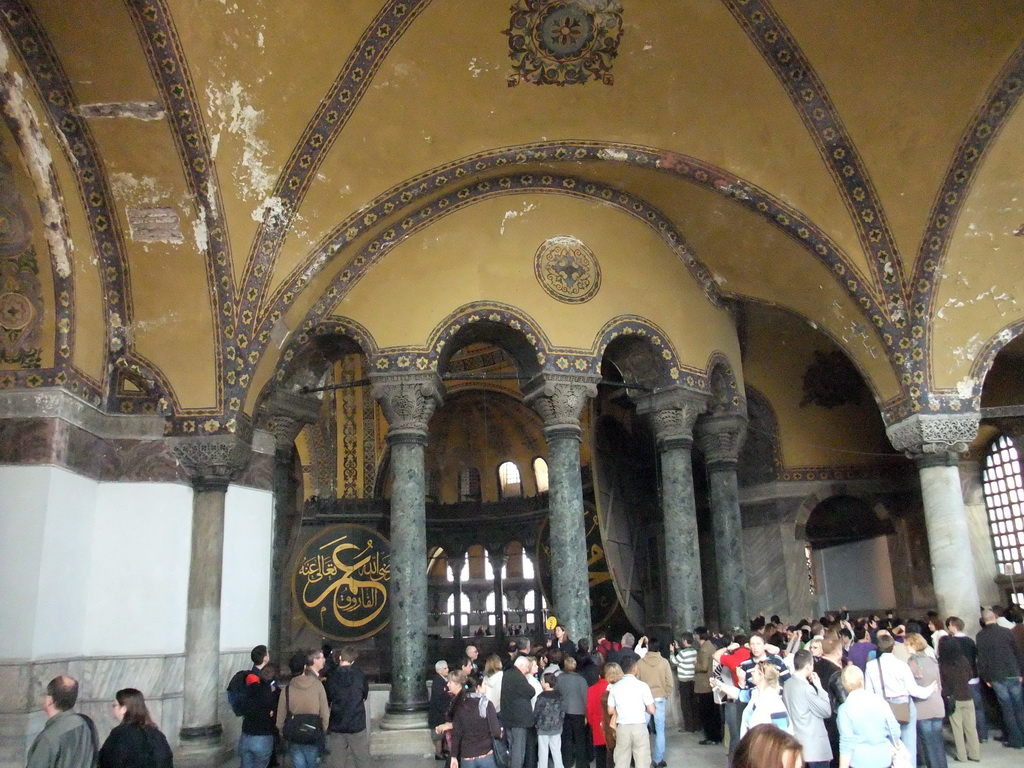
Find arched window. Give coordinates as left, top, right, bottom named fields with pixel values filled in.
left=533, top=457, right=549, bottom=493
left=983, top=436, right=1024, bottom=590
left=445, top=558, right=469, bottom=582
left=498, top=461, right=523, bottom=499
left=446, top=592, right=470, bottom=628
left=459, top=467, right=482, bottom=502
left=485, top=590, right=503, bottom=627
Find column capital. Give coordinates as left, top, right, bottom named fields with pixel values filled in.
left=172, top=435, right=250, bottom=491
left=695, top=412, right=748, bottom=468
left=522, top=372, right=600, bottom=440
left=635, top=385, right=709, bottom=449
left=886, top=412, right=980, bottom=458
left=369, top=371, right=444, bottom=444
left=260, top=389, right=321, bottom=451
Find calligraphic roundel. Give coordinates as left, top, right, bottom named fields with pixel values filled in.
left=293, top=524, right=391, bottom=641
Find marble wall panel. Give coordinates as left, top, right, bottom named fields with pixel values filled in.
left=742, top=524, right=790, bottom=621
left=0, top=663, right=32, bottom=714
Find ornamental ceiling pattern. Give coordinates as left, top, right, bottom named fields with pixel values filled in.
left=0, top=0, right=1022, bottom=441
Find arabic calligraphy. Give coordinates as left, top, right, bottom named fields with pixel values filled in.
left=293, top=524, right=391, bottom=641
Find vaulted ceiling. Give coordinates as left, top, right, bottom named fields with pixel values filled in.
left=1, top=0, right=1022, bottom=435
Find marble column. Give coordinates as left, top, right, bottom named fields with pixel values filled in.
left=696, top=413, right=749, bottom=631
left=887, top=413, right=982, bottom=626
left=262, top=391, right=320, bottom=655
left=524, top=373, right=600, bottom=644
left=370, top=371, right=443, bottom=728
left=637, top=387, right=708, bottom=638
left=488, top=547, right=508, bottom=643
left=171, top=436, right=251, bottom=759
left=448, top=550, right=466, bottom=640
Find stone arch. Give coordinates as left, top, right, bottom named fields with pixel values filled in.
left=793, top=490, right=895, bottom=544
left=705, top=352, right=745, bottom=417
left=593, top=316, right=687, bottom=392
left=968, top=319, right=1024, bottom=403
left=262, top=317, right=378, bottom=399
left=739, top=386, right=782, bottom=487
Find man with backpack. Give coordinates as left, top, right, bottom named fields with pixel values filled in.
left=277, top=650, right=330, bottom=768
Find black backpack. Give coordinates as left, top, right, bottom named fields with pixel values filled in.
left=226, top=670, right=250, bottom=716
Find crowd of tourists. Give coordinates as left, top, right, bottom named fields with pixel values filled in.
left=22, top=605, right=1024, bottom=768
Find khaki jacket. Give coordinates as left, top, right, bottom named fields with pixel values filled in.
left=694, top=640, right=716, bottom=694
left=276, top=672, right=330, bottom=731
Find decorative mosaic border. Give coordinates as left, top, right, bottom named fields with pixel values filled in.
left=125, top=0, right=235, bottom=409
left=705, top=350, right=746, bottom=414
left=238, top=0, right=431, bottom=315
left=0, top=0, right=132, bottom=395
left=909, top=41, right=1024, bottom=403
left=261, top=142, right=887, bottom=359
left=725, top=0, right=906, bottom=318
left=272, top=316, right=379, bottom=386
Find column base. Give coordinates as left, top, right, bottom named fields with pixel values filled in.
left=370, top=726, right=433, bottom=756
left=379, top=709, right=429, bottom=730
left=175, top=729, right=231, bottom=768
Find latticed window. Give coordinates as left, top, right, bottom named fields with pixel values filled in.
left=498, top=461, right=523, bottom=498
left=983, top=435, right=1024, bottom=580
left=459, top=467, right=482, bottom=502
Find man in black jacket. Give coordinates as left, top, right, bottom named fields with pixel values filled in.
left=501, top=656, right=537, bottom=768
left=326, top=646, right=371, bottom=768
left=976, top=608, right=1024, bottom=750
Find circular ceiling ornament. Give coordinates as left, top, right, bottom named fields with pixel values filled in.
left=506, top=0, right=624, bottom=86
left=534, top=235, right=602, bottom=304
left=0, top=292, right=34, bottom=331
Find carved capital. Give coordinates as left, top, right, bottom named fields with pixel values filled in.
left=635, top=385, right=709, bottom=449
left=522, top=373, right=600, bottom=439
left=695, top=413, right=748, bottom=467
left=171, top=435, right=251, bottom=491
left=369, top=371, right=444, bottom=443
left=886, top=412, right=980, bottom=458
left=260, top=390, right=321, bottom=451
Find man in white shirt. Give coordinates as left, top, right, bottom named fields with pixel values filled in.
left=607, top=655, right=655, bottom=768
left=864, top=633, right=936, bottom=767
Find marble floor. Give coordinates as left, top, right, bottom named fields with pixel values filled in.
left=362, top=726, right=1024, bottom=768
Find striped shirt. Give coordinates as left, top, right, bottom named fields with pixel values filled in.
left=671, top=647, right=698, bottom=682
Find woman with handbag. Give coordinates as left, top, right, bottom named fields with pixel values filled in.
left=863, top=632, right=935, bottom=767
left=905, top=633, right=947, bottom=768
left=836, top=665, right=902, bottom=768
left=447, top=670, right=504, bottom=768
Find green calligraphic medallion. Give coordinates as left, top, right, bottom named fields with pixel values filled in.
left=293, top=524, right=391, bottom=641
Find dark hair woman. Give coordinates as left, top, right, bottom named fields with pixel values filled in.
left=98, top=688, right=173, bottom=768
left=447, top=671, right=502, bottom=768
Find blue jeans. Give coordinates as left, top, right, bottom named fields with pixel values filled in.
left=969, top=680, right=989, bottom=741
left=990, top=677, right=1024, bottom=749
left=289, top=743, right=320, bottom=768
left=239, top=733, right=275, bottom=768
left=461, top=752, right=498, bottom=768
left=889, top=697, right=917, bottom=767
left=917, top=717, right=948, bottom=768
left=650, top=697, right=667, bottom=762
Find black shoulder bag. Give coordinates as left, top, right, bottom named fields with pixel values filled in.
left=282, top=686, right=325, bottom=749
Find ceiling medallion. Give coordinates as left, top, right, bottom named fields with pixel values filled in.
left=505, top=0, right=624, bottom=86
left=535, top=236, right=602, bottom=304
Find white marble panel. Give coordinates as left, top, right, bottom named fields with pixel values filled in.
left=221, top=486, right=273, bottom=651
left=84, top=483, right=192, bottom=655
left=0, top=466, right=49, bottom=659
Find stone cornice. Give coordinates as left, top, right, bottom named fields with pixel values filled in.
left=0, top=389, right=166, bottom=440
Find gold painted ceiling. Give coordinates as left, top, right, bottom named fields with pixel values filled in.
left=1, top=0, right=1023, bottom=436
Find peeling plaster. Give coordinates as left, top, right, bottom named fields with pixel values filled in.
left=206, top=80, right=274, bottom=202
left=468, top=58, right=483, bottom=77
left=110, top=172, right=169, bottom=206
left=499, top=202, right=536, bottom=234
left=598, top=148, right=630, bottom=162
left=0, top=45, right=73, bottom=277
left=956, top=377, right=978, bottom=398
left=192, top=215, right=208, bottom=255
left=253, top=194, right=291, bottom=228
left=78, top=101, right=165, bottom=121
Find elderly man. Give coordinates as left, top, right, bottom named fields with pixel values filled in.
left=501, top=655, right=538, bottom=768
left=428, top=659, right=451, bottom=760
left=976, top=607, right=1024, bottom=750
left=27, top=676, right=98, bottom=768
